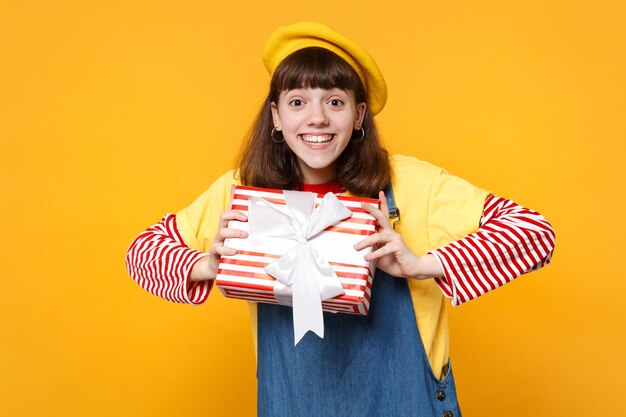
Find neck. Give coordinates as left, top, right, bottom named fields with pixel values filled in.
left=300, top=163, right=337, bottom=184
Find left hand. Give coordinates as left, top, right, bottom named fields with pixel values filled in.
left=354, top=191, right=442, bottom=280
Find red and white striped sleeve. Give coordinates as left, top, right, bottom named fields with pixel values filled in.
left=430, top=195, right=555, bottom=306
left=125, top=214, right=213, bottom=304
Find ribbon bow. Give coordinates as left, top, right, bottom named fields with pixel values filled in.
left=247, top=190, right=352, bottom=345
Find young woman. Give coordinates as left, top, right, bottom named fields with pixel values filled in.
left=126, top=22, right=555, bottom=417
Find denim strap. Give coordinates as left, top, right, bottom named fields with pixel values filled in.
left=383, top=183, right=401, bottom=229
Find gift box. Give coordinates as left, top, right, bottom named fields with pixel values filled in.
left=215, top=185, right=379, bottom=343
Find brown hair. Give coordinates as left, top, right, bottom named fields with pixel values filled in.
left=236, top=47, right=390, bottom=197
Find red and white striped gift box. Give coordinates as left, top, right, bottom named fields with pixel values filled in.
left=215, top=185, right=379, bottom=315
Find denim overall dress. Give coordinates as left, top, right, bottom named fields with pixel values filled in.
left=256, top=186, right=462, bottom=417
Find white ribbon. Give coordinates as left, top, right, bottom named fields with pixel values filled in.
left=247, top=190, right=352, bottom=345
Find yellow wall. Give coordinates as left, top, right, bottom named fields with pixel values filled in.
left=1, top=1, right=624, bottom=416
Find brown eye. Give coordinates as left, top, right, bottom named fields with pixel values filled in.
left=289, top=99, right=303, bottom=106
left=329, top=99, right=343, bottom=106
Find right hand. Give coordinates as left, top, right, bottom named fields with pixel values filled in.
left=189, top=188, right=249, bottom=281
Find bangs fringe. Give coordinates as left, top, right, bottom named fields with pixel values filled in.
left=270, top=48, right=363, bottom=100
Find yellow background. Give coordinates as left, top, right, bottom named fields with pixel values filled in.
left=2, top=0, right=625, bottom=416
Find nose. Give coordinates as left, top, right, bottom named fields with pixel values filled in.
left=307, top=102, right=329, bottom=126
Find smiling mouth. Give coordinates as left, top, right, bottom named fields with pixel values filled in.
left=300, top=134, right=335, bottom=144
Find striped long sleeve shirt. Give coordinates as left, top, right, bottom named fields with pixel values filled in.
left=126, top=194, right=555, bottom=306
left=431, top=195, right=555, bottom=305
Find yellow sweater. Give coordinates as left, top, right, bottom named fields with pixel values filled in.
left=176, top=154, right=489, bottom=377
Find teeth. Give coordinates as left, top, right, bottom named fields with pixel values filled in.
left=301, top=134, right=333, bottom=143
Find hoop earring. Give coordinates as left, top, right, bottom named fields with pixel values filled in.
left=271, top=128, right=284, bottom=144
left=352, top=127, right=365, bottom=143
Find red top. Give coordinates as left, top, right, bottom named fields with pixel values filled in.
left=300, top=181, right=345, bottom=195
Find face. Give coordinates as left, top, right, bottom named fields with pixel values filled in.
left=271, top=87, right=366, bottom=184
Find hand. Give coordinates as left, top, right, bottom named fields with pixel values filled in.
left=353, top=191, right=443, bottom=280
left=189, top=185, right=248, bottom=281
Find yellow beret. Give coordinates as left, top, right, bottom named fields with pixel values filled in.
left=262, top=22, right=387, bottom=115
